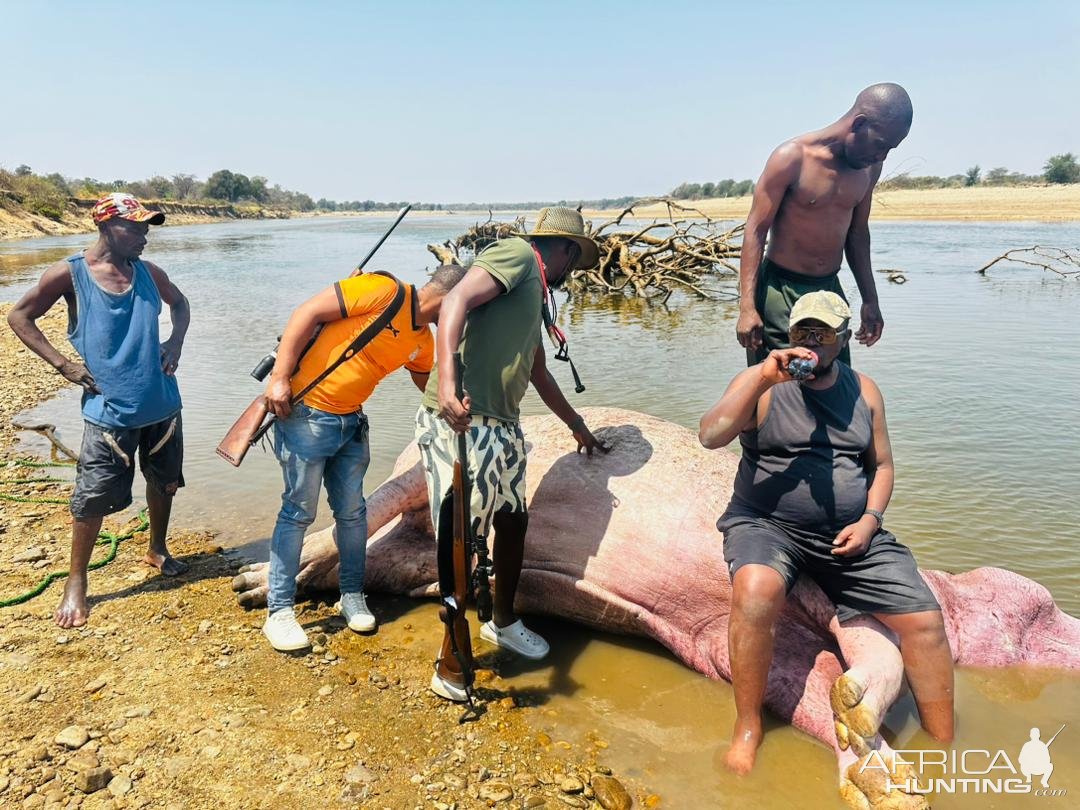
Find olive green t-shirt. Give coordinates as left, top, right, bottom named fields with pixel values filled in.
left=423, top=237, right=542, bottom=423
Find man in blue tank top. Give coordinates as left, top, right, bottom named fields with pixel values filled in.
left=7, top=193, right=190, bottom=629
left=699, top=291, right=953, bottom=775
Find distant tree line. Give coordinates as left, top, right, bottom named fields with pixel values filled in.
left=3, top=154, right=1078, bottom=224
left=881, top=153, right=1079, bottom=190
left=313, top=196, right=643, bottom=213
left=674, top=154, right=1080, bottom=196
left=0, top=165, right=641, bottom=219
left=0, top=166, right=318, bottom=218
left=669, top=179, right=755, bottom=199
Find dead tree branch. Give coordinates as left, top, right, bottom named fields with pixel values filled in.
left=12, top=421, right=79, bottom=461
left=976, top=246, right=1080, bottom=278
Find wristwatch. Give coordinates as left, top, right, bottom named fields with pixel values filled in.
left=864, top=509, right=885, bottom=529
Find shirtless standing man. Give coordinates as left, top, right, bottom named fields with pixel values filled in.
left=737, top=83, right=912, bottom=365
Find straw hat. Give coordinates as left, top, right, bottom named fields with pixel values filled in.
left=519, top=207, right=599, bottom=269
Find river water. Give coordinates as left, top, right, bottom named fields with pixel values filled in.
left=2, top=215, right=1078, bottom=807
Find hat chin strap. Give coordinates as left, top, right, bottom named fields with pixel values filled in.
left=532, top=245, right=585, bottom=393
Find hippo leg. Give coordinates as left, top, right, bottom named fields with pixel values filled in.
left=828, top=616, right=928, bottom=809
left=829, top=616, right=905, bottom=756
left=788, top=580, right=907, bottom=759
left=232, top=525, right=339, bottom=608
left=231, top=460, right=431, bottom=608
left=834, top=695, right=931, bottom=809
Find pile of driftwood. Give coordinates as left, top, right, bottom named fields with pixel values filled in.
left=427, top=216, right=526, bottom=266
left=427, top=198, right=743, bottom=303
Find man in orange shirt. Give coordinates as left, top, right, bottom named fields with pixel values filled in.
left=261, top=264, right=465, bottom=651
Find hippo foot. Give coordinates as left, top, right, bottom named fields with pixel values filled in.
left=831, top=670, right=884, bottom=756
left=232, top=563, right=270, bottom=609
left=230, top=526, right=343, bottom=609
left=840, top=753, right=928, bottom=810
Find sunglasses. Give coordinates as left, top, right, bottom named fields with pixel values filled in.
left=789, top=325, right=842, bottom=345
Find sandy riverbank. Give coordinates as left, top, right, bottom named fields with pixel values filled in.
left=0, top=305, right=647, bottom=809
left=583, top=184, right=1080, bottom=222
left=0, top=202, right=296, bottom=243
left=5, top=185, right=1078, bottom=243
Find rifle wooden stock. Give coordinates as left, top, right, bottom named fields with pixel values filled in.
left=215, top=396, right=270, bottom=467
left=216, top=273, right=405, bottom=469
left=440, top=351, right=475, bottom=676
left=438, top=453, right=475, bottom=677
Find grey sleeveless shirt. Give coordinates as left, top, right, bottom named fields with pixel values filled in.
left=721, top=363, right=873, bottom=536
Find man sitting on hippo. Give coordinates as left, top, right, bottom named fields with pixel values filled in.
left=699, top=290, right=954, bottom=774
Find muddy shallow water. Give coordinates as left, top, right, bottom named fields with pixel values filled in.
left=5, top=215, right=1079, bottom=807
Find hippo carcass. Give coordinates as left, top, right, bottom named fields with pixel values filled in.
left=232, top=408, right=1080, bottom=808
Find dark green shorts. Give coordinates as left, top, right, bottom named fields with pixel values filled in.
left=746, top=258, right=851, bottom=367
left=720, top=515, right=940, bottom=622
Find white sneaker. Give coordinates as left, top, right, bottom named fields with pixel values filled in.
left=430, top=670, right=469, bottom=703
left=263, top=608, right=310, bottom=652
left=339, top=592, right=376, bottom=633
left=479, top=619, right=549, bottom=660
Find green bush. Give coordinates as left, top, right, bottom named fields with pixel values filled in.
left=0, top=169, right=69, bottom=220
left=1044, top=153, right=1080, bottom=184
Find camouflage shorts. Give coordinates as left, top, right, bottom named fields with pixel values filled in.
left=414, top=406, right=527, bottom=541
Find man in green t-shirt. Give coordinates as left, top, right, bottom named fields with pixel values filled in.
left=416, top=207, right=607, bottom=703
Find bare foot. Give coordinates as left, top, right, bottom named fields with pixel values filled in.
left=143, top=551, right=189, bottom=577
left=55, top=576, right=90, bottom=628
left=723, top=721, right=763, bottom=775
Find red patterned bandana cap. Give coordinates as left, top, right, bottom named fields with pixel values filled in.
left=91, top=193, right=166, bottom=225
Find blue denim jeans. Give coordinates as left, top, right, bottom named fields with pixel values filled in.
left=267, top=402, right=370, bottom=614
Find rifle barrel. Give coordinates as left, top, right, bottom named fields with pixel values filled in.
left=353, top=204, right=412, bottom=275
left=1046, top=724, right=1066, bottom=747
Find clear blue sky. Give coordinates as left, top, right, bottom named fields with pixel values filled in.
left=2, top=1, right=1077, bottom=202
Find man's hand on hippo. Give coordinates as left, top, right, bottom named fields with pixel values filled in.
left=264, top=374, right=293, bottom=419
left=57, top=359, right=101, bottom=394
left=831, top=516, right=877, bottom=557
left=759, top=347, right=818, bottom=386
left=736, top=308, right=765, bottom=350
left=570, top=418, right=610, bottom=457
left=855, top=301, right=884, bottom=347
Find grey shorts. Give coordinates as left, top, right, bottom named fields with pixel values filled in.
left=720, top=515, right=940, bottom=622
left=70, top=414, right=185, bottom=519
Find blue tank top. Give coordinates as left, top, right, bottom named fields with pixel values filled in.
left=67, top=252, right=182, bottom=428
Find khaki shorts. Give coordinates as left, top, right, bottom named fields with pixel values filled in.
left=414, top=406, right=527, bottom=541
